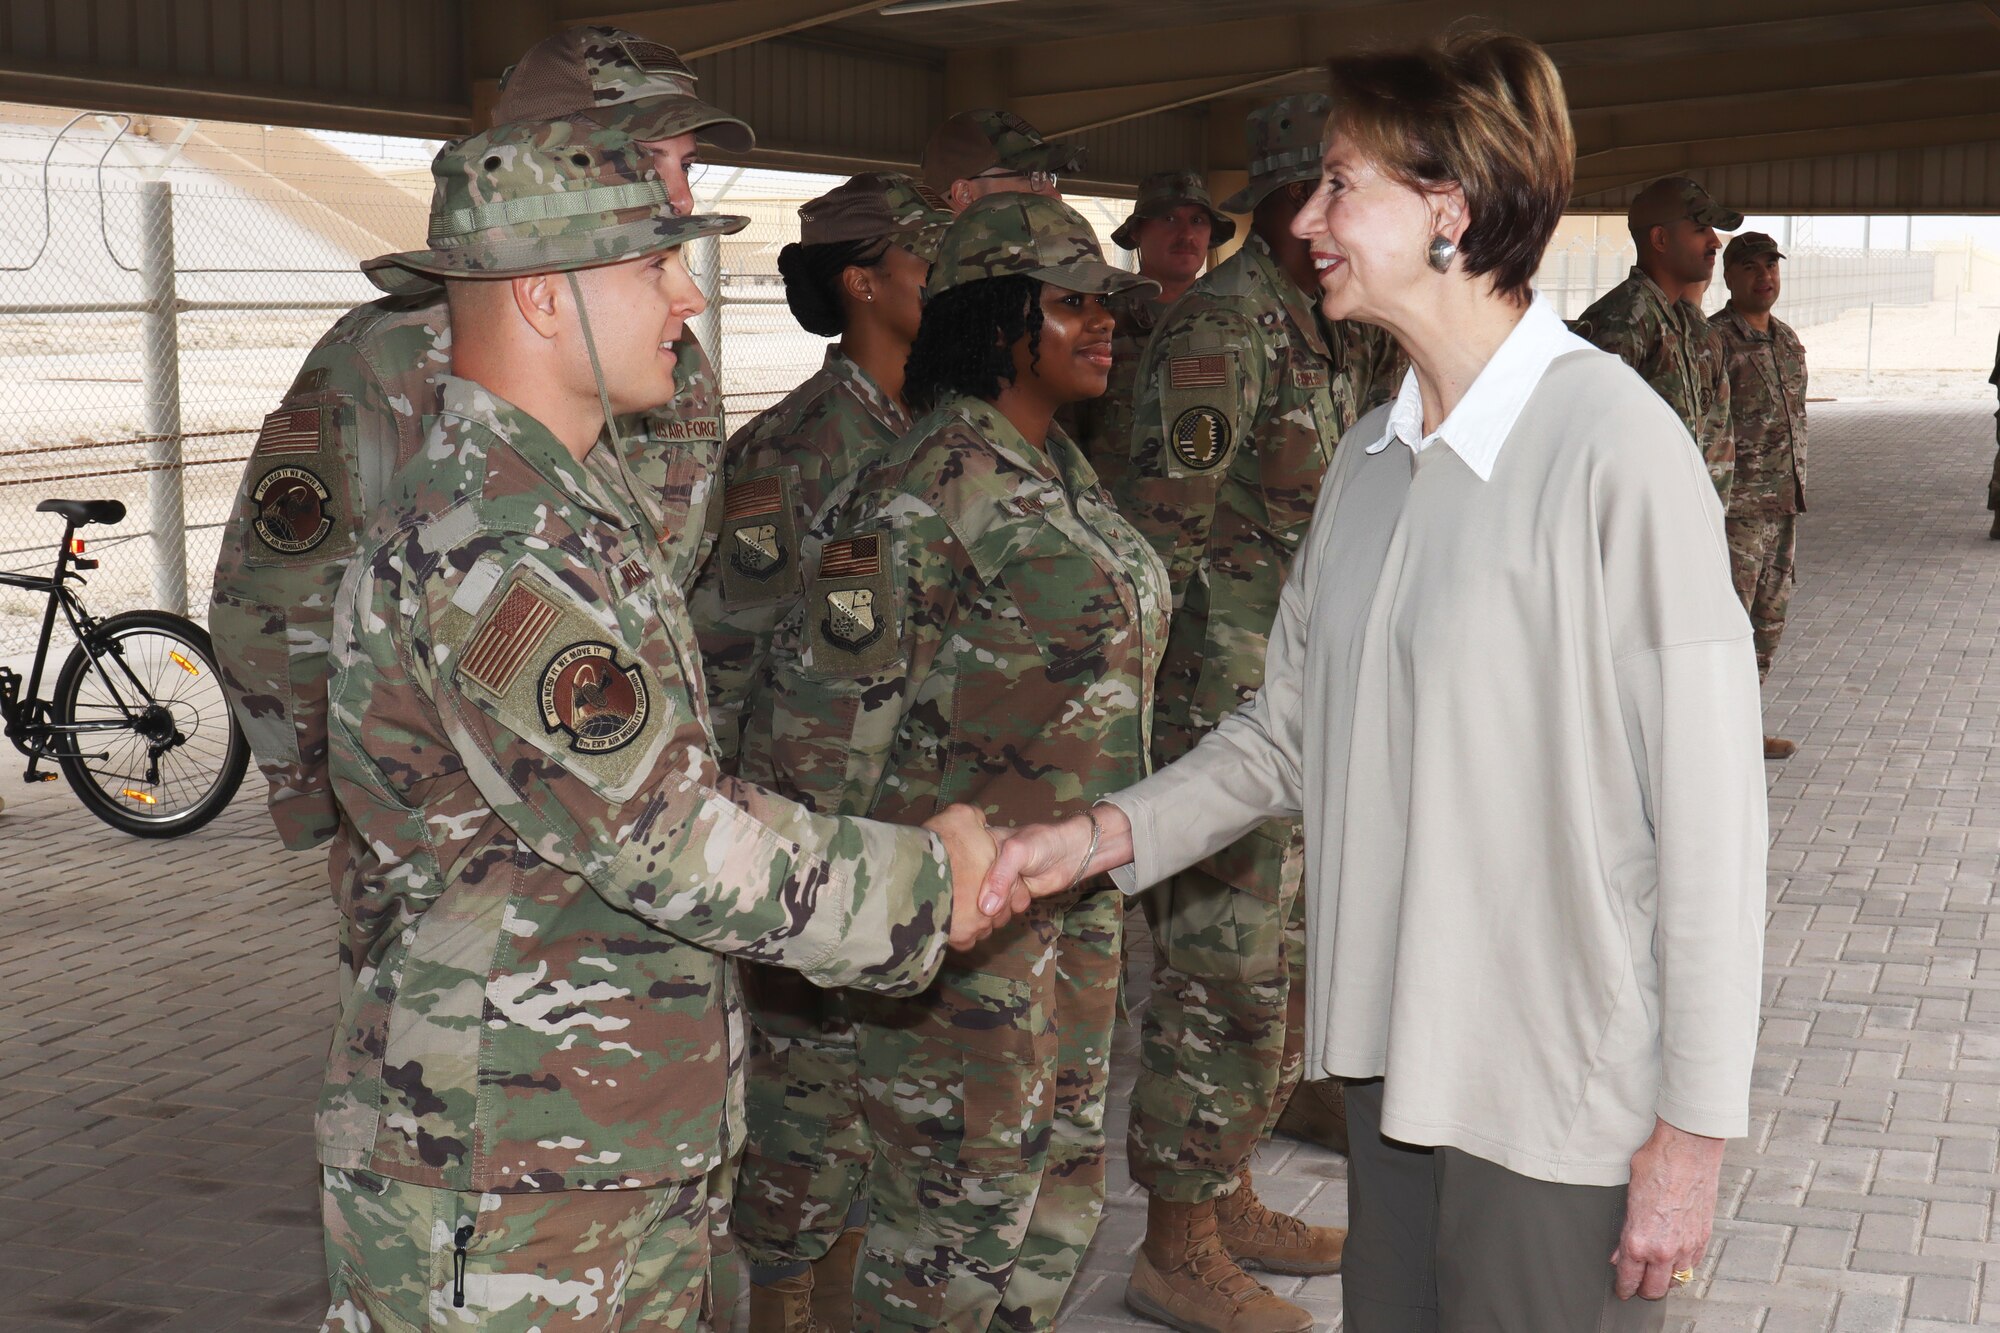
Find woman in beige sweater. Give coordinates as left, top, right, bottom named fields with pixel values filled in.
left=984, top=31, right=1766, bottom=1333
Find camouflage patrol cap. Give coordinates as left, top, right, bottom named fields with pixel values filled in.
left=1629, top=175, right=1744, bottom=235
left=921, top=109, right=1086, bottom=193
left=924, top=192, right=1159, bottom=302
left=1219, top=94, right=1333, bottom=214
left=363, top=118, right=749, bottom=296
left=1723, top=231, right=1785, bottom=265
left=800, top=172, right=954, bottom=262
left=493, top=26, right=754, bottom=154
left=1110, top=170, right=1236, bottom=250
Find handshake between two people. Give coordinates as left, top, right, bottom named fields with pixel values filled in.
left=920, top=801, right=1139, bottom=951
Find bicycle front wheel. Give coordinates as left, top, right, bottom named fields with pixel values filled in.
left=52, top=610, right=249, bottom=837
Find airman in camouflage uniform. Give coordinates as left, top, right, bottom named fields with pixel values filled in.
left=1118, top=95, right=1400, bottom=1333
left=210, top=26, right=748, bottom=852
left=921, top=108, right=1082, bottom=212
left=684, top=173, right=950, bottom=1332
left=1572, top=176, right=1740, bottom=505
left=737, top=193, right=1170, bottom=1333
left=1060, top=171, right=1233, bottom=490
left=314, top=119, right=1010, bottom=1333
left=1712, top=231, right=1809, bottom=759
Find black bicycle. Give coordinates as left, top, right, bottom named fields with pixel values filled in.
left=0, top=498, right=247, bottom=836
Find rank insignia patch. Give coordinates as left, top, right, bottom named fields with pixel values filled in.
left=539, top=642, right=650, bottom=754
left=1171, top=407, right=1232, bottom=472
left=251, top=466, right=334, bottom=554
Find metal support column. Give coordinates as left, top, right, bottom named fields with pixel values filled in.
left=138, top=178, right=185, bottom=615
left=687, top=233, right=723, bottom=394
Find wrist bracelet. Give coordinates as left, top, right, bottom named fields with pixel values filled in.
left=1067, top=808, right=1103, bottom=891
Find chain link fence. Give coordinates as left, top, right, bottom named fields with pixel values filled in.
left=0, top=102, right=1986, bottom=661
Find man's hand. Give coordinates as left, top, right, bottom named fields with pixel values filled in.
left=924, top=803, right=1004, bottom=952
left=1612, top=1117, right=1727, bottom=1300
left=979, top=803, right=1136, bottom=915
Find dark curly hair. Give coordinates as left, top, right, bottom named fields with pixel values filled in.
left=776, top=236, right=894, bottom=337
left=904, top=275, right=1046, bottom=413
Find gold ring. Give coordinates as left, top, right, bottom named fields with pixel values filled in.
left=1672, top=1267, right=1695, bottom=1285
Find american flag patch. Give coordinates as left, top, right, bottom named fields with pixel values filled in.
left=460, top=582, right=560, bottom=695
left=818, top=535, right=881, bottom=580
left=1169, top=354, right=1228, bottom=389
left=723, top=476, right=784, bottom=520
left=255, top=407, right=321, bottom=456
left=617, top=38, right=693, bottom=78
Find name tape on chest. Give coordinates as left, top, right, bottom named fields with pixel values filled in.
left=1291, top=366, right=1328, bottom=390
left=652, top=416, right=722, bottom=442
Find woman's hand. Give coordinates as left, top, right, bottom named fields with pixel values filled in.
left=1612, top=1117, right=1726, bottom=1300
left=979, top=803, right=1135, bottom=914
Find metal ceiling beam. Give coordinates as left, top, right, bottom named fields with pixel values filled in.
left=1572, top=71, right=2000, bottom=157
left=582, top=1, right=898, bottom=58
left=1560, top=29, right=2000, bottom=113
left=1018, top=70, right=1303, bottom=138
left=1570, top=109, right=2000, bottom=196
left=0, top=62, right=470, bottom=139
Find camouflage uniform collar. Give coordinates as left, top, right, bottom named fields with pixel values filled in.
left=823, top=346, right=913, bottom=436
left=1244, top=232, right=1332, bottom=360
left=1625, top=265, right=1695, bottom=331
left=946, top=393, right=1100, bottom=496
left=435, top=374, right=630, bottom=523
left=1713, top=304, right=1774, bottom=343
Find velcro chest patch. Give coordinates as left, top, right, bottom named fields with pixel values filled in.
left=451, top=571, right=670, bottom=800
left=718, top=469, right=802, bottom=607
left=806, top=533, right=900, bottom=676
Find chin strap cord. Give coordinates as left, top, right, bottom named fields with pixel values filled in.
left=566, top=269, right=658, bottom=543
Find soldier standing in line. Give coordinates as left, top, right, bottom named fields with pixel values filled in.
left=1117, top=95, right=1401, bottom=1333
left=738, top=193, right=1170, bottom=1333
left=211, top=26, right=751, bottom=853
left=1987, top=329, right=1999, bottom=539
left=1061, top=170, right=1233, bottom=490
left=920, top=108, right=1080, bottom=212
left=316, top=119, right=1025, bottom=1332
left=1572, top=175, right=1740, bottom=506
left=1712, top=232, right=1810, bottom=760
left=683, top=172, right=951, bottom=1333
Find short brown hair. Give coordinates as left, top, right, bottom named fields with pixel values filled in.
left=1326, top=30, right=1573, bottom=302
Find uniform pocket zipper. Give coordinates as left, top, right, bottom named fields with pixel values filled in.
left=452, top=1222, right=474, bottom=1308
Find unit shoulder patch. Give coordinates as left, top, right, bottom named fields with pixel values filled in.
left=1170, top=406, right=1232, bottom=472
left=244, top=399, right=356, bottom=566
left=718, top=469, right=802, bottom=607
left=806, top=533, right=901, bottom=676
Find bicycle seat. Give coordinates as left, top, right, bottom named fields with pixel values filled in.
left=37, top=498, right=126, bottom=527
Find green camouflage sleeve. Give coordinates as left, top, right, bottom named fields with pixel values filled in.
left=1118, top=308, right=1268, bottom=595
left=751, top=493, right=958, bottom=820
left=211, top=333, right=416, bottom=850
left=404, top=527, right=954, bottom=995
left=1575, top=303, right=1653, bottom=377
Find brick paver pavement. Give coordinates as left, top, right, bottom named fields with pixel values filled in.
left=0, top=400, right=1995, bottom=1332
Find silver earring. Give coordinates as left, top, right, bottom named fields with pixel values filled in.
left=1426, top=235, right=1457, bottom=273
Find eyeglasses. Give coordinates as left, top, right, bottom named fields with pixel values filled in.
left=976, top=168, right=1061, bottom=192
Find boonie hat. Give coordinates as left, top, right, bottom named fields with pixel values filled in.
left=1722, top=231, right=1785, bottom=265
left=1628, top=175, right=1744, bottom=234
left=494, top=26, right=754, bottom=154
left=362, top=119, right=748, bottom=297
left=921, top=109, right=1086, bottom=194
left=1110, top=169, right=1236, bottom=250
left=800, top=172, right=954, bottom=263
left=924, top=192, right=1160, bottom=302
left=1220, top=94, right=1332, bottom=215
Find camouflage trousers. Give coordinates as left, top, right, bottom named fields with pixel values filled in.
left=1129, top=819, right=1307, bottom=1203
left=844, top=887, right=1123, bottom=1333
left=319, top=1167, right=710, bottom=1333
left=1725, top=513, right=1797, bottom=681
left=1987, top=416, right=1999, bottom=511
left=734, top=964, right=872, bottom=1273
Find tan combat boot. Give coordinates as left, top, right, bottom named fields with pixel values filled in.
left=807, top=1228, right=863, bottom=1333
left=1215, top=1171, right=1345, bottom=1276
left=1272, top=1079, right=1349, bottom=1155
left=748, top=1271, right=821, bottom=1333
left=1125, top=1195, right=1313, bottom=1333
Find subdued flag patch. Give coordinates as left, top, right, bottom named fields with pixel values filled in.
left=461, top=581, right=561, bottom=695
left=1169, top=354, right=1229, bottom=390
left=819, top=535, right=882, bottom=580
left=255, top=407, right=322, bottom=457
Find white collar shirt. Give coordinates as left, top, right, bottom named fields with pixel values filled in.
left=1366, top=294, right=1593, bottom=481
